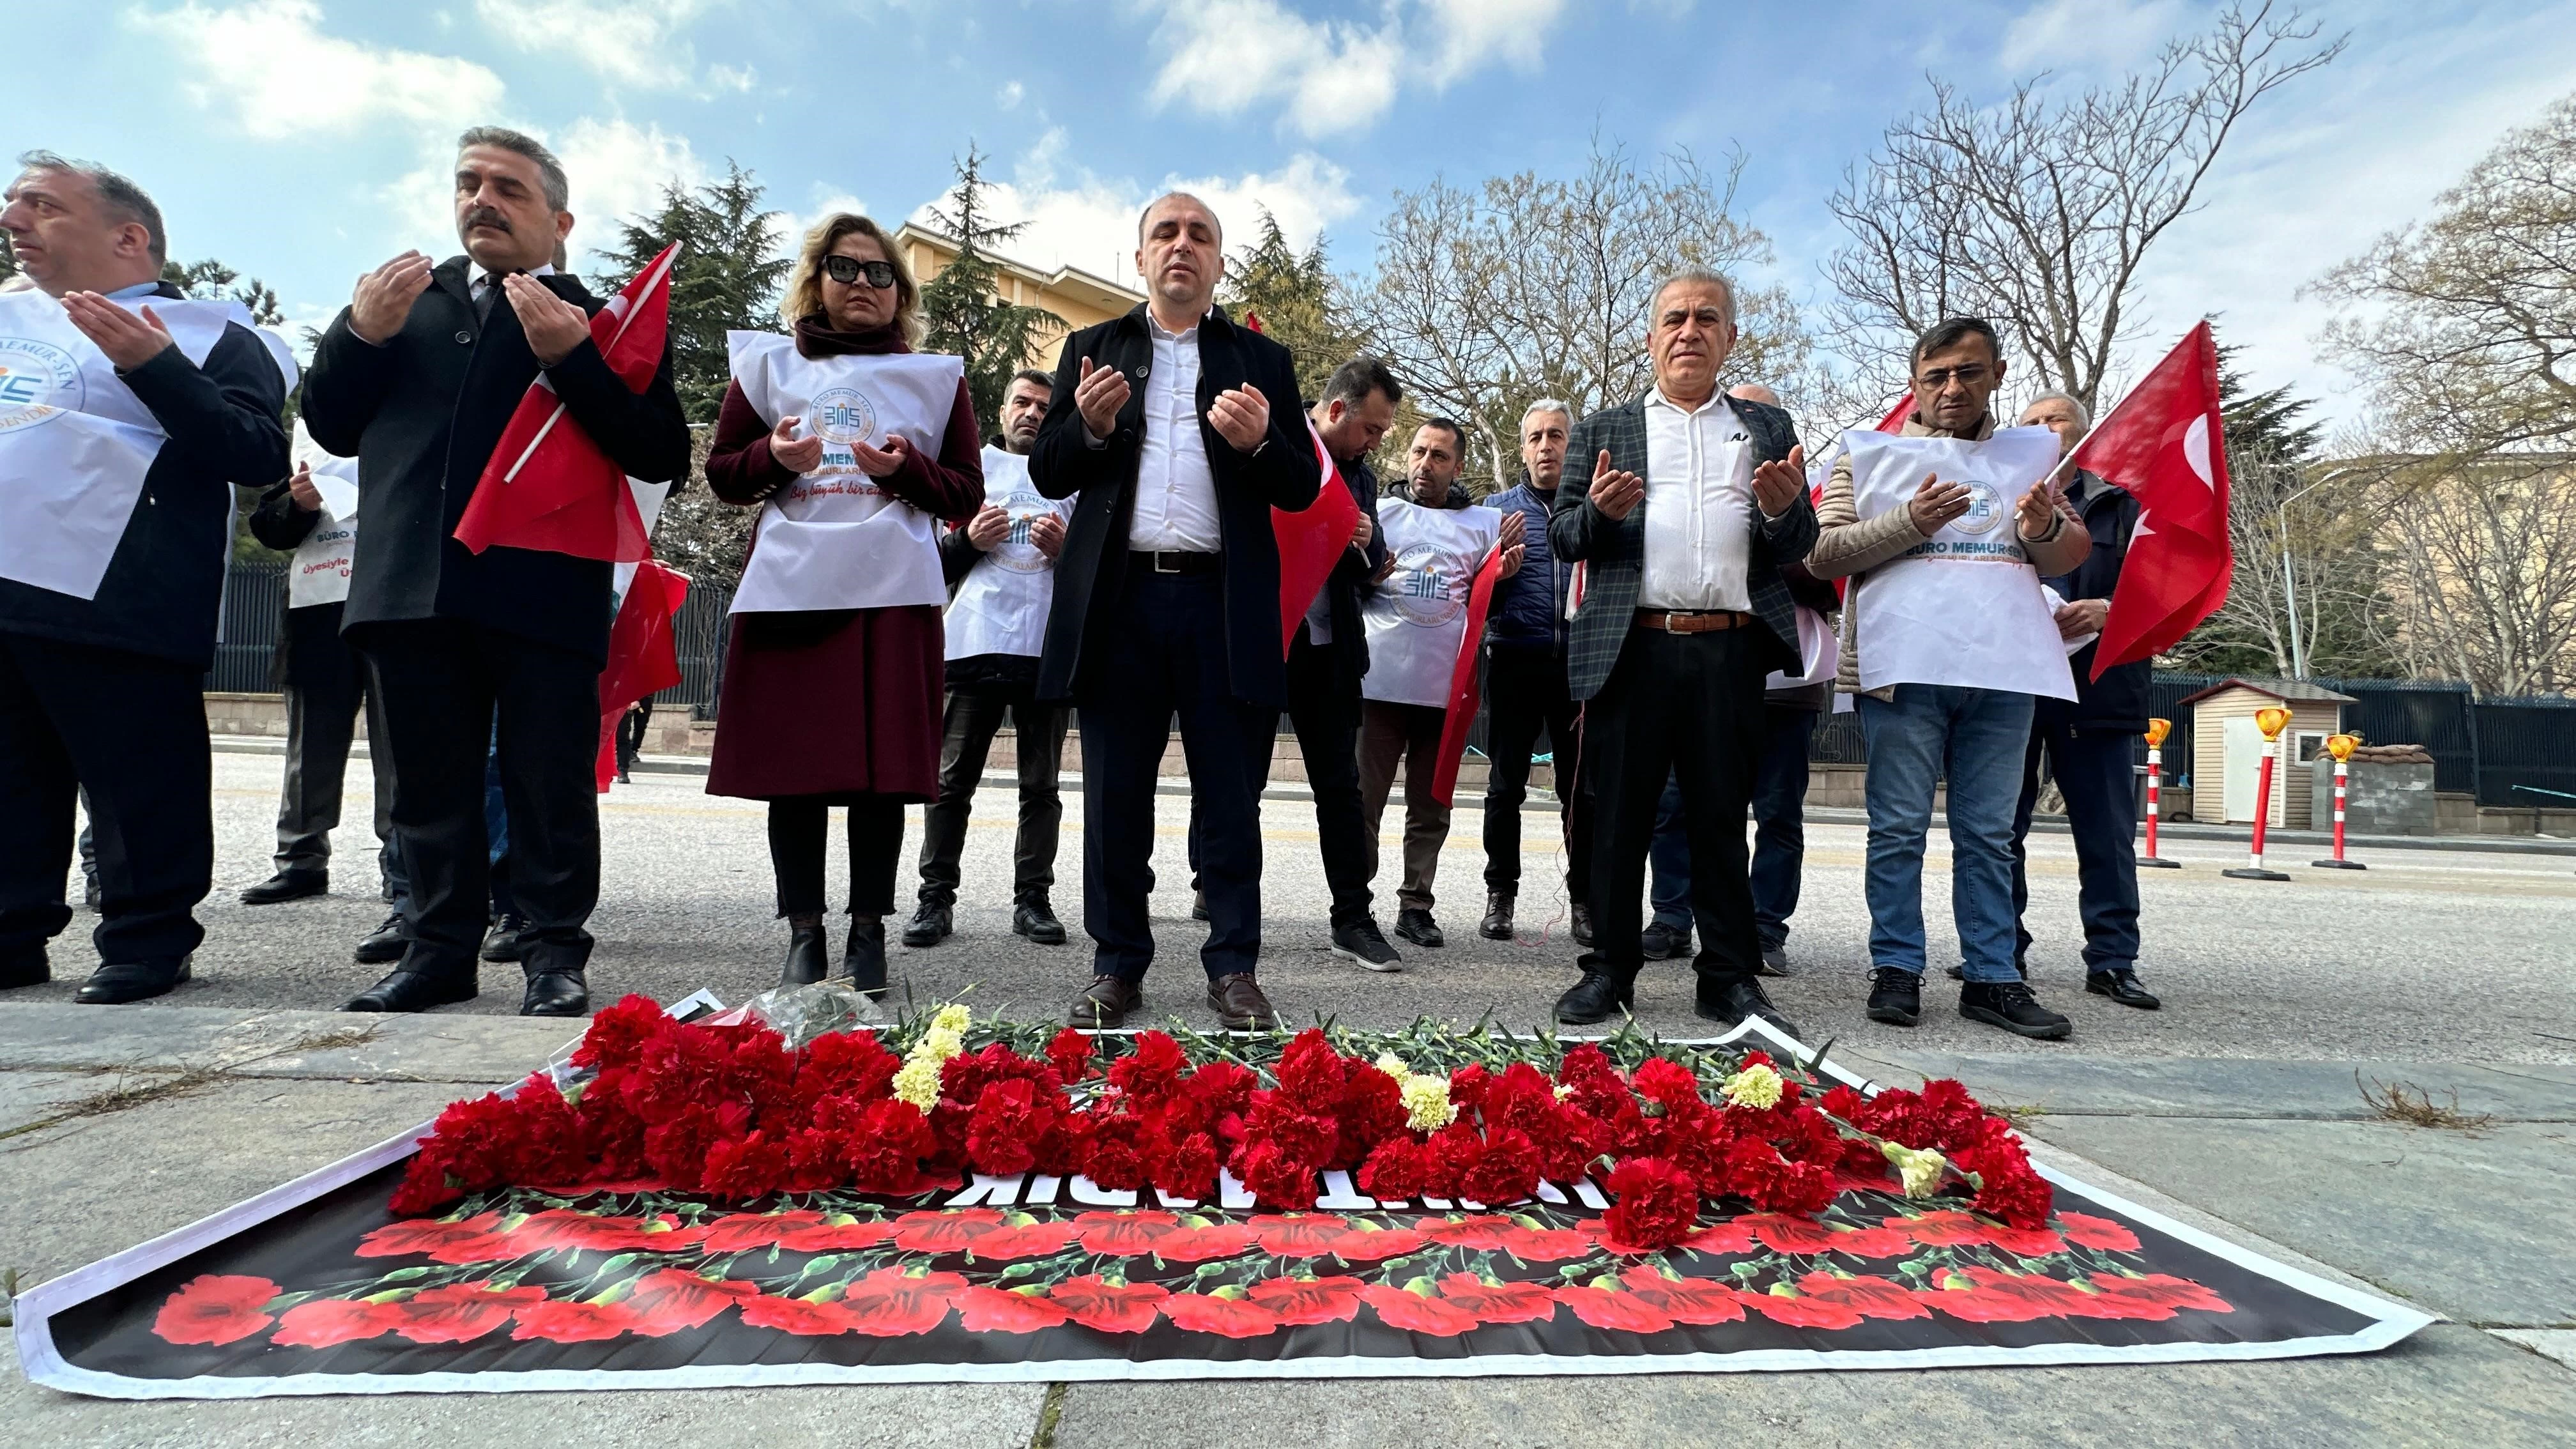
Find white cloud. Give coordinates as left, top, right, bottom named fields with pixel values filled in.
left=128, top=0, right=504, bottom=138
left=908, top=144, right=1360, bottom=288
left=707, top=61, right=757, bottom=92
left=473, top=0, right=715, bottom=90
left=2000, top=0, right=2185, bottom=72
left=774, top=187, right=871, bottom=264
left=1144, top=0, right=1568, bottom=138
left=995, top=79, right=1024, bottom=111
left=555, top=117, right=705, bottom=236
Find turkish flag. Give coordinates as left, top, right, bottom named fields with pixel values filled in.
left=1274, top=420, right=1360, bottom=657
left=455, top=242, right=680, bottom=562
left=594, top=559, right=690, bottom=790
left=1428, top=547, right=1507, bottom=810
left=2072, top=321, right=2232, bottom=677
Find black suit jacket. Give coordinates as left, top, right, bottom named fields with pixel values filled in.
left=0, top=282, right=289, bottom=669
left=1028, top=305, right=1321, bottom=707
left=2042, top=469, right=2150, bottom=733
left=1549, top=392, right=1817, bottom=702
left=1308, top=450, right=1390, bottom=694
left=300, top=257, right=689, bottom=664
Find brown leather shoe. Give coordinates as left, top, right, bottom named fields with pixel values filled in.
left=1206, top=972, right=1278, bottom=1031
left=1069, top=974, right=1142, bottom=1028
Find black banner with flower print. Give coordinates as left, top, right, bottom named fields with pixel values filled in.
left=25, top=1157, right=2426, bottom=1395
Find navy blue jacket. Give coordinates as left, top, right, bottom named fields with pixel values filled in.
left=1483, top=476, right=1568, bottom=655
left=0, top=282, right=289, bottom=668
left=2041, top=469, right=2150, bottom=734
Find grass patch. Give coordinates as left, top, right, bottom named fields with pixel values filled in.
left=2358, top=1072, right=2495, bottom=1132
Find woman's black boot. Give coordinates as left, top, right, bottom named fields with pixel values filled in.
left=780, top=921, right=829, bottom=986
left=840, top=916, right=888, bottom=995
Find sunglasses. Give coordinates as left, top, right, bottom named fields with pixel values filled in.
left=820, top=255, right=897, bottom=289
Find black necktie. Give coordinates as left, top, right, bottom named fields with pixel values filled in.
left=474, top=276, right=498, bottom=322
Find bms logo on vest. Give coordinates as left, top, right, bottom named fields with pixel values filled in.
left=0, top=337, right=81, bottom=433
left=992, top=491, right=1054, bottom=574
left=1949, top=477, right=2005, bottom=536
left=811, top=387, right=878, bottom=446
left=1390, top=543, right=1462, bottom=627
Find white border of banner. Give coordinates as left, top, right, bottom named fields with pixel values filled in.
left=13, top=1010, right=2434, bottom=1399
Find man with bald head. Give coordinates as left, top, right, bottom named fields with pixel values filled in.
left=1547, top=270, right=1816, bottom=1036
left=1030, top=192, right=1322, bottom=1031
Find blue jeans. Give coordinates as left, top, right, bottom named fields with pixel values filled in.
left=1859, top=685, right=2034, bottom=982
left=1648, top=707, right=1817, bottom=947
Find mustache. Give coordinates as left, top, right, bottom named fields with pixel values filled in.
left=461, top=206, right=513, bottom=234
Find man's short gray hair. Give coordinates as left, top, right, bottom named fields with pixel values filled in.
left=457, top=126, right=569, bottom=212
left=1650, top=266, right=1737, bottom=332
left=1520, top=398, right=1573, bottom=431
left=2022, top=388, right=2092, bottom=433
left=1137, top=190, right=1220, bottom=243
left=15, top=150, right=165, bottom=265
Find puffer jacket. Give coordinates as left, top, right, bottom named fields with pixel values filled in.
left=1483, top=476, right=1567, bottom=654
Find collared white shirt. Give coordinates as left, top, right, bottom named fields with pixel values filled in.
left=468, top=260, right=556, bottom=313
left=1124, top=310, right=1222, bottom=553
left=1637, top=388, right=1756, bottom=611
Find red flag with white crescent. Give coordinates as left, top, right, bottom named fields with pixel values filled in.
left=455, top=242, right=679, bottom=562
left=2071, top=322, right=2233, bottom=677
left=1428, top=547, right=1507, bottom=810
left=1273, top=420, right=1360, bottom=657
left=594, top=558, right=690, bottom=791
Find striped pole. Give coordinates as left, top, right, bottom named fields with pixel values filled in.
left=2140, top=717, right=2180, bottom=869
left=2226, top=707, right=2294, bottom=882
left=2314, top=733, right=2366, bottom=870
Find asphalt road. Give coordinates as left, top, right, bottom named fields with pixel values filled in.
left=20, top=751, right=2573, bottom=1066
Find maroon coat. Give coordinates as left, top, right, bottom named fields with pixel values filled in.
left=703, top=318, right=983, bottom=802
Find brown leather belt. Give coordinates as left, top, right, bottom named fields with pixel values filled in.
left=1634, top=609, right=1752, bottom=634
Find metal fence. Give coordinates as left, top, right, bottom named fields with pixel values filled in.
left=208, top=559, right=287, bottom=693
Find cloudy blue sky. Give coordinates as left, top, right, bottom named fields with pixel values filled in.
left=22, top=0, right=2575, bottom=423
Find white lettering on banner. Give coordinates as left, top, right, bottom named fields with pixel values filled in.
left=1360, top=498, right=1501, bottom=709
left=921, top=1169, right=1617, bottom=1213
left=286, top=443, right=362, bottom=608
left=944, top=447, right=1069, bottom=662
left=1843, top=426, right=2076, bottom=701
left=944, top=1174, right=1027, bottom=1208
left=0, top=292, right=291, bottom=602
left=723, top=332, right=963, bottom=615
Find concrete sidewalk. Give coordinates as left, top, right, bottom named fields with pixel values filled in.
left=3, top=1000, right=2570, bottom=1448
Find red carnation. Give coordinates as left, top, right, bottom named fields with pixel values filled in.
left=269, top=1298, right=404, bottom=1348
left=571, top=993, right=669, bottom=1070
left=797, top=1030, right=901, bottom=1103
left=953, top=1284, right=1071, bottom=1333
left=1234, top=1138, right=1319, bottom=1209
left=964, top=1078, right=1047, bottom=1177
left=836, top=1268, right=965, bottom=1337
left=1356, top=1135, right=1429, bottom=1201
left=739, top=1295, right=859, bottom=1336
left=152, top=1275, right=279, bottom=1346
left=1332, top=1065, right=1408, bottom=1168
left=1434, top=1273, right=1558, bottom=1324
left=1273, top=1029, right=1349, bottom=1114
left=1554, top=1280, right=1676, bottom=1333
left=509, top=1299, right=641, bottom=1342
left=1795, top=1271, right=1931, bottom=1321
left=1616, top=1268, right=1749, bottom=1326
left=845, top=1099, right=938, bottom=1195
left=641, top=1100, right=749, bottom=1190
left=1107, top=1031, right=1188, bottom=1105
left=1154, top=1133, right=1220, bottom=1202
left=1244, top=1274, right=1367, bottom=1326
left=390, top=1282, right=548, bottom=1344
left=1463, top=1126, right=1541, bottom=1206
left=1421, top=1123, right=1483, bottom=1198
left=1049, top=1274, right=1169, bottom=1333
left=622, top=1269, right=763, bottom=1336
left=1601, top=1156, right=1700, bottom=1252
left=1045, top=1027, right=1097, bottom=1084
left=700, top=1130, right=791, bottom=1200
left=1183, top=1057, right=1259, bottom=1119
left=1956, top=1142, right=2053, bottom=1229
left=1162, top=1290, right=1280, bottom=1338
left=1741, top=1286, right=1866, bottom=1331
left=1362, top=1282, right=1481, bottom=1337
left=2058, top=1213, right=2142, bottom=1254
left=1446, top=1062, right=1492, bottom=1112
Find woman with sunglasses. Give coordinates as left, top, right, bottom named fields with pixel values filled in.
left=705, top=213, right=983, bottom=993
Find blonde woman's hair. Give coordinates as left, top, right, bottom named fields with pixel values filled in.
left=781, top=212, right=921, bottom=344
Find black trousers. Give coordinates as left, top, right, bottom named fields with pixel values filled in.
left=1584, top=626, right=1767, bottom=981
left=356, top=619, right=600, bottom=983
left=1481, top=644, right=1591, bottom=903
left=272, top=645, right=397, bottom=884
left=772, top=797, right=904, bottom=918
left=1077, top=568, right=1272, bottom=982
left=615, top=694, right=653, bottom=774
left=917, top=686, right=1068, bottom=908
left=2011, top=720, right=2144, bottom=970
left=0, top=631, right=211, bottom=965
left=1277, top=632, right=1374, bottom=927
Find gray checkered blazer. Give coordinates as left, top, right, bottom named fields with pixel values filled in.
left=1548, top=392, right=1818, bottom=702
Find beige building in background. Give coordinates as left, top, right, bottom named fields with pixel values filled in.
left=893, top=224, right=1144, bottom=372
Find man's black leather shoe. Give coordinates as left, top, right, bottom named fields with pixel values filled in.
left=1191, top=891, right=1210, bottom=922
left=342, top=970, right=475, bottom=1013
left=1866, top=966, right=1922, bottom=1026
left=1013, top=901, right=1068, bottom=945
left=1, top=946, right=48, bottom=990
left=1393, top=908, right=1445, bottom=949
left=1478, top=892, right=1514, bottom=940
left=1696, top=975, right=1801, bottom=1043
left=354, top=914, right=410, bottom=965
left=1554, top=967, right=1634, bottom=1026
left=519, top=969, right=589, bottom=1017
left=1639, top=921, right=1690, bottom=960
left=480, top=912, right=528, bottom=963
left=2086, top=968, right=2162, bottom=1009
left=1959, top=980, right=2073, bottom=1040
left=780, top=923, right=829, bottom=986
left=240, top=870, right=326, bottom=905
left=1758, top=944, right=1793, bottom=978
left=1569, top=901, right=1595, bottom=946
left=75, top=956, right=190, bottom=1005
left=841, top=918, right=889, bottom=995
left=902, top=901, right=951, bottom=947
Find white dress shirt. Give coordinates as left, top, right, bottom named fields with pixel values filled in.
left=1124, top=311, right=1223, bottom=553
left=1637, top=388, right=1756, bottom=611
left=468, top=260, right=556, bottom=316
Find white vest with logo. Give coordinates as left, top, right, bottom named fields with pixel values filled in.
left=1844, top=427, right=2074, bottom=701
left=945, top=446, right=1070, bottom=662
left=1361, top=497, right=1501, bottom=709
left=0, top=291, right=293, bottom=601
left=724, top=332, right=962, bottom=615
